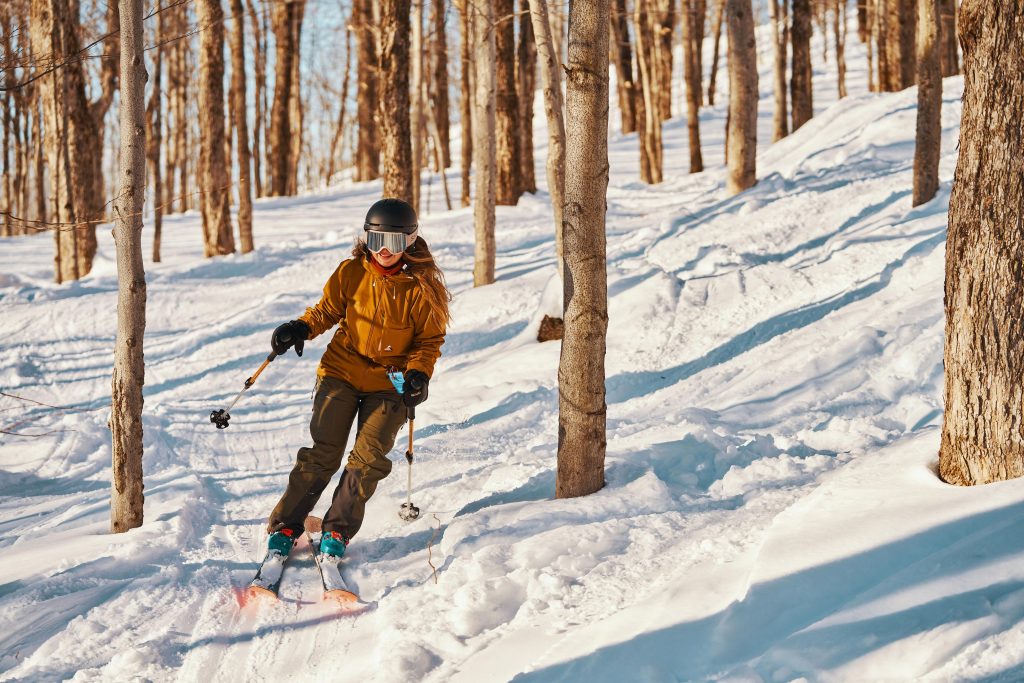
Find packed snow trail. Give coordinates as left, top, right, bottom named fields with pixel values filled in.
left=4, top=22, right=1024, bottom=683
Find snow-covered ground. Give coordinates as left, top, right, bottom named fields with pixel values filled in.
left=3, top=19, right=1024, bottom=683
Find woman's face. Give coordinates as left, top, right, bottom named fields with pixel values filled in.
left=373, top=248, right=402, bottom=268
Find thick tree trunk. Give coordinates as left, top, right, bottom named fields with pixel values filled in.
left=912, top=0, right=940, bottom=206
left=658, top=0, right=675, bottom=121
left=938, top=0, right=958, bottom=76
left=609, top=0, right=637, bottom=134
left=726, top=0, right=757, bottom=194
left=634, top=0, right=663, bottom=184
left=196, top=0, right=235, bottom=256
left=680, top=0, right=703, bottom=172
left=940, top=0, right=1024, bottom=486
left=770, top=0, right=789, bottom=141
left=495, top=0, right=521, bottom=205
left=146, top=6, right=163, bottom=262
left=858, top=0, right=869, bottom=40
left=430, top=0, right=451, bottom=168
left=471, top=0, right=496, bottom=286
left=529, top=0, right=566, bottom=268
left=898, top=0, right=916, bottom=87
left=411, top=0, right=425, bottom=213
left=379, top=0, right=413, bottom=203
left=354, top=0, right=380, bottom=181
left=558, top=0, right=609, bottom=500
left=707, top=0, right=726, bottom=106
left=229, top=0, right=254, bottom=252
left=519, top=0, right=538, bottom=194
left=790, top=0, right=813, bottom=131
left=110, top=0, right=147, bottom=534
left=459, top=0, right=472, bottom=207
left=268, top=0, right=295, bottom=196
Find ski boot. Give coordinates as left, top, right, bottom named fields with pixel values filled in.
left=267, top=528, right=298, bottom=556
left=320, top=530, right=349, bottom=558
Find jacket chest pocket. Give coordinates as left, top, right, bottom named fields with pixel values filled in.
left=376, top=324, right=414, bottom=359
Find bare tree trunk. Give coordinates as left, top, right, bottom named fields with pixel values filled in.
left=634, top=0, right=663, bottom=184
left=834, top=0, right=848, bottom=97
left=327, top=17, right=353, bottom=182
left=912, top=0, right=940, bottom=206
left=471, top=0, right=496, bottom=286
left=380, top=0, right=414, bottom=202
left=938, top=0, right=957, bottom=76
left=529, top=0, right=566, bottom=268
left=875, top=0, right=889, bottom=91
left=707, top=0, right=726, bottom=105
left=558, top=0, right=609, bottom=500
left=246, top=0, right=266, bottom=197
left=424, top=95, right=452, bottom=209
left=146, top=5, right=164, bottom=262
left=196, top=0, right=235, bottom=256
left=1, top=17, right=11, bottom=238
left=269, top=0, right=295, bottom=196
left=680, top=0, right=704, bottom=172
left=790, top=0, right=813, bottom=131
left=940, top=0, right=1024, bottom=486
left=495, top=0, right=521, bottom=205
left=459, top=0, right=473, bottom=207
left=858, top=0, right=868, bottom=40
left=726, top=0, right=757, bottom=194
left=229, top=0, right=254, bottom=252
left=770, top=0, right=789, bottom=141
left=657, top=0, right=675, bottom=120
left=110, top=0, right=147, bottom=534
left=355, top=0, right=380, bottom=181
left=609, top=0, right=637, bottom=134
left=519, top=0, right=538, bottom=194
left=430, top=0, right=451, bottom=167
left=899, top=0, right=916, bottom=87
left=286, top=0, right=306, bottom=195
left=867, top=0, right=876, bottom=90
left=33, top=90, right=45, bottom=226
left=411, top=0, right=424, bottom=212
left=177, top=9, right=190, bottom=212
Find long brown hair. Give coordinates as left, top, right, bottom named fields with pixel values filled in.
left=353, top=236, right=453, bottom=326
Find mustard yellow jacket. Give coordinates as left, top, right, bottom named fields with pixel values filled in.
left=298, top=256, right=446, bottom=393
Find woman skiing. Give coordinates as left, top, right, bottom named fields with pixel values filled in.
left=264, top=197, right=450, bottom=559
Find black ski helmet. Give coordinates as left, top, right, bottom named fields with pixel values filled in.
left=363, top=198, right=418, bottom=235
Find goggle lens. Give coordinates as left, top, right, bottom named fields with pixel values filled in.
left=366, top=230, right=413, bottom=254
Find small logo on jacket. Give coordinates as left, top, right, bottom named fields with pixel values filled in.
left=384, top=345, right=393, bottom=352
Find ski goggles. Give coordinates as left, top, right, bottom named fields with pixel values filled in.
left=365, top=229, right=417, bottom=254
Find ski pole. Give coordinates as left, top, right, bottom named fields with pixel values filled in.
left=210, top=352, right=278, bottom=429
left=399, top=405, right=421, bottom=521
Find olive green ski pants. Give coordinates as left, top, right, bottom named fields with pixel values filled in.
left=268, top=375, right=407, bottom=540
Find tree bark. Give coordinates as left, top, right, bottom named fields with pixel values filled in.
left=229, top=0, right=254, bottom=252
left=495, top=0, right=521, bottom=205
left=269, top=0, right=295, bottom=196
left=245, top=0, right=265, bottom=197
left=657, top=0, right=675, bottom=120
left=110, top=0, right=147, bottom=534
left=430, top=0, right=451, bottom=168
left=858, top=0, right=869, bottom=40
left=518, top=0, right=538, bottom=194
left=834, top=0, right=848, bottom=98
left=635, top=0, right=663, bottom=184
left=726, top=0, right=757, bottom=194
left=471, top=0, right=496, bottom=286
left=899, top=0, right=916, bottom=87
left=558, top=0, right=609, bottom=500
left=411, top=0, right=424, bottom=212
left=196, top=0, right=235, bottom=256
left=529, top=0, right=566, bottom=269
left=609, top=0, right=637, bottom=134
left=146, top=4, right=163, bottom=262
left=380, top=0, right=414, bottom=203
left=286, top=0, right=306, bottom=196
left=940, top=0, right=1024, bottom=485
left=938, top=0, right=958, bottom=76
left=790, top=0, right=813, bottom=131
left=912, top=0, right=940, bottom=206
left=459, top=0, right=472, bottom=207
left=867, top=0, right=876, bottom=90
left=707, top=0, right=726, bottom=105
left=770, top=0, right=789, bottom=141
left=680, top=0, right=704, bottom=172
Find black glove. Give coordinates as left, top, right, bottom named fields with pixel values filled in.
left=403, top=370, right=429, bottom=408
left=271, top=320, right=310, bottom=357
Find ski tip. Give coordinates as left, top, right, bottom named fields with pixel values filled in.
left=304, top=516, right=323, bottom=533
left=324, top=588, right=359, bottom=604
left=242, top=585, right=279, bottom=606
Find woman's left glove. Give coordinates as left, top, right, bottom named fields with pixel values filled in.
left=403, top=370, right=429, bottom=408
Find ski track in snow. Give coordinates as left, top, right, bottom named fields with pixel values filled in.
left=3, top=15, right=1024, bottom=683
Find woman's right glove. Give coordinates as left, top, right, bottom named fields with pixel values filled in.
left=271, top=320, right=311, bottom=356
left=402, top=370, right=429, bottom=408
